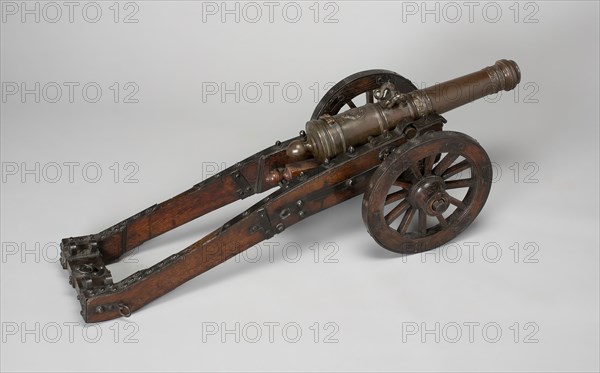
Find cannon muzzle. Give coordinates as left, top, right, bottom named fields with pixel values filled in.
left=287, top=59, right=521, bottom=161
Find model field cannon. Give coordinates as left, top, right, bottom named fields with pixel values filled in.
left=60, top=59, right=521, bottom=322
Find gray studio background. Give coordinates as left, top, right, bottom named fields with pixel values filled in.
left=1, top=1, right=598, bottom=372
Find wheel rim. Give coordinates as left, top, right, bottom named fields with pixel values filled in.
left=311, top=69, right=417, bottom=120
left=362, top=131, right=493, bottom=254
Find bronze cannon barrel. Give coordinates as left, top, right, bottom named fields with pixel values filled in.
left=417, top=59, right=521, bottom=114
left=287, top=59, right=521, bottom=162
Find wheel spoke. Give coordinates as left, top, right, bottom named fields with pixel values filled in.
left=418, top=208, right=427, bottom=235
left=393, top=179, right=412, bottom=189
left=347, top=99, right=357, bottom=109
left=397, top=208, right=416, bottom=234
left=366, top=90, right=374, bottom=104
left=423, top=155, right=435, bottom=176
left=433, top=153, right=459, bottom=176
left=448, top=195, right=466, bottom=210
left=385, top=200, right=410, bottom=225
left=410, top=163, right=423, bottom=179
left=445, top=178, right=474, bottom=189
left=435, top=213, right=448, bottom=227
left=442, top=159, right=471, bottom=179
left=385, top=190, right=408, bottom=205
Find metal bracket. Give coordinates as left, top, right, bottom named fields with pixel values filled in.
left=249, top=208, right=274, bottom=238
left=232, top=170, right=253, bottom=199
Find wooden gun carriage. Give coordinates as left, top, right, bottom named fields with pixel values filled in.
left=60, top=59, right=521, bottom=322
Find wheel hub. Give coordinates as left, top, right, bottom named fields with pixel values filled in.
left=409, top=176, right=450, bottom=215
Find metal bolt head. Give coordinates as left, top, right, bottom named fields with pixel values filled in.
left=431, top=198, right=448, bottom=214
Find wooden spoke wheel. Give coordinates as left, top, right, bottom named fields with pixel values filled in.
left=362, top=131, right=493, bottom=254
left=311, top=69, right=417, bottom=119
